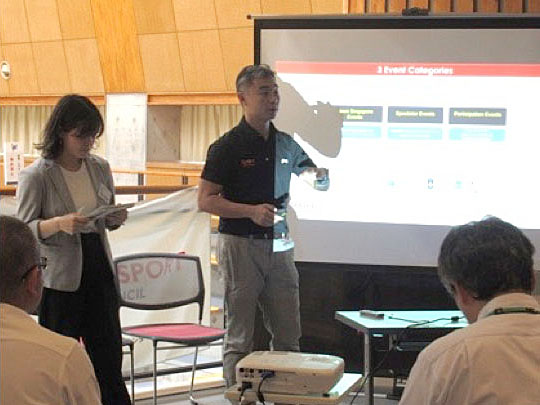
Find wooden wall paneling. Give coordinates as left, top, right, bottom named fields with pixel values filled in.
left=478, top=0, right=500, bottom=12
left=139, top=33, right=185, bottom=92
left=260, top=0, right=312, bottom=14
left=347, top=0, right=366, bottom=13
left=145, top=161, right=203, bottom=199
left=311, top=0, right=347, bottom=13
left=90, top=0, right=145, bottom=92
left=132, top=0, right=176, bottom=34
left=32, top=41, right=71, bottom=94
left=144, top=174, right=184, bottom=199
left=368, top=0, right=387, bottom=13
left=531, top=0, right=540, bottom=11
left=432, top=0, right=452, bottom=12
left=455, top=0, right=474, bottom=11
left=0, top=95, right=104, bottom=105
left=389, top=0, right=407, bottom=13
left=177, top=30, right=227, bottom=91
left=172, top=0, right=218, bottom=31
left=144, top=170, right=184, bottom=200
left=148, top=93, right=238, bottom=105
left=214, top=0, right=261, bottom=29
left=2, top=43, right=39, bottom=95
left=64, top=39, right=105, bottom=93
left=220, top=27, right=253, bottom=91
left=25, top=0, right=62, bottom=42
left=502, top=0, right=524, bottom=12
left=409, top=0, right=429, bottom=7
left=56, top=0, right=95, bottom=40
left=0, top=0, right=31, bottom=43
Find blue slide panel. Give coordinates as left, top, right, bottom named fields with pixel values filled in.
left=387, top=127, right=443, bottom=140
left=341, top=126, right=382, bottom=139
left=449, top=128, right=505, bottom=141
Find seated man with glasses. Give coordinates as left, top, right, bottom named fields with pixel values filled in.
left=400, top=217, right=540, bottom=405
left=0, top=215, right=101, bottom=405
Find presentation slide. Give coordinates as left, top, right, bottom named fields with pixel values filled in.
left=279, top=62, right=540, bottom=228
left=258, top=20, right=540, bottom=266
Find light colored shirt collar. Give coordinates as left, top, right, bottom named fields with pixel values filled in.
left=477, top=292, right=540, bottom=321
left=0, top=302, right=31, bottom=319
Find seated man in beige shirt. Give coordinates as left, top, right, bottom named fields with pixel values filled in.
left=0, top=215, right=102, bottom=405
left=400, top=217, right=540, bottom=405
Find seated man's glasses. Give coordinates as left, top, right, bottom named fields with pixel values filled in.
left=21, top=257, right=47, bottom=281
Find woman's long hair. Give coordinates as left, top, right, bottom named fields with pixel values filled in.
left=35, top=94, right=104, bottom=159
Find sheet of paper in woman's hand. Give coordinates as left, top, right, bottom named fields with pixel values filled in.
left=86, top=203, right=134, bottom=220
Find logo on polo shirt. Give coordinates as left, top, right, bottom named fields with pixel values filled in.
left=239, top=158, right=256, bottom=168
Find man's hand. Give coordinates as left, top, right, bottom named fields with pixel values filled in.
left=300, top=167, right=330, bottom=191
left=314, top=168, right=330, bottom=191
left=250, top=204, right=275, bottom=227
left=57, top=213, right=90, bottom=235
left=105, top=208, right=128, bottom=228
left=315, top=168, right=329, bottom=180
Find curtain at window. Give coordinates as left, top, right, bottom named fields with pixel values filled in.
left=0, top=105, right=106, bottom=156
left=0, top=104, right=236, bottom=162
left=179, top=105, right=242, bottom=162
left=0, top=106, right=53, bottom=155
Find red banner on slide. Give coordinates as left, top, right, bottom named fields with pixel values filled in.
left=275, top=61, right=540, bottom=77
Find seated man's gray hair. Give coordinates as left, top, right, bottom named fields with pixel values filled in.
left=0, top=216, right=39, bottom=302
left=438, top=216, right=534, bottom=301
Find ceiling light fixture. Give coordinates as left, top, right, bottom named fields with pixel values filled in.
left=1, top=61, right=11, bottom=80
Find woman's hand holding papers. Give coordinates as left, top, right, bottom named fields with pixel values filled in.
left=105, top=208, right=128, bottom=229
left=56, top=213, right=90, bottom=235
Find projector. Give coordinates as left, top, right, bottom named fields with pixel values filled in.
left=236, top=351, right=344, bottom=396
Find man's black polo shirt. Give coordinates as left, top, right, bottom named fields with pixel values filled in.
left=201, top=117, right=315, bottom=237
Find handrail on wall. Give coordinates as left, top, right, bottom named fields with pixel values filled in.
left=0, top=184, right=192, bottom=197
left=0, top=167, right=199, bottom=196
left=113, top=168, right=200, bottom=177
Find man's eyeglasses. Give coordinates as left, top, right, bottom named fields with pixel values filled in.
left=21, top=257, right=47, bottom=281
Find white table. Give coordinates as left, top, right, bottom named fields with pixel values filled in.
left=335, top=310, right=466, bottom=405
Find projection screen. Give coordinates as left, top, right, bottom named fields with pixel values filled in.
left=255, top=15, right=540, bottom=266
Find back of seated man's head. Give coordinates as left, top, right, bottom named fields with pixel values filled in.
left=0, top=215, right=42, bottom=311
left=438, top=216, right=535, bottom=321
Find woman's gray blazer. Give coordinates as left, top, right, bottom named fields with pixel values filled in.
left=17, top=154, right=117, bottom=292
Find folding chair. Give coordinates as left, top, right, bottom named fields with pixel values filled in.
left=122, top=337, right=136, bottom=405
left=114, top=253, right=225, bottom=405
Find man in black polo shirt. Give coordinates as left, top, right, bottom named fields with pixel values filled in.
left=198, top=64, right=329, bottom=393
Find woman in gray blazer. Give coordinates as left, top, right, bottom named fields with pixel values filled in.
left=17, top=95, right=131, bottom=405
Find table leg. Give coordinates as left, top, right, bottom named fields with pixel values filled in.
left=364, top=333, right=374, bottom=405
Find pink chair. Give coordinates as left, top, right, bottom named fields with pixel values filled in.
left=114, top=253, right=225, bottom=405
